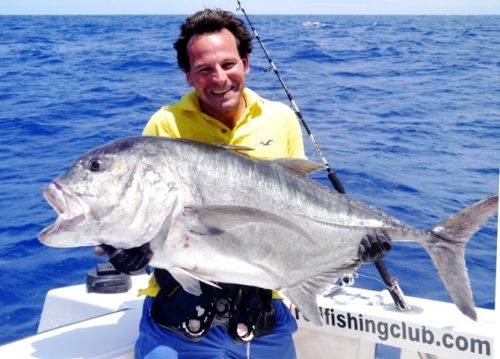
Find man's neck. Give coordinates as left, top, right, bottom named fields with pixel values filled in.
left=200, top=98, right=247, bottom=130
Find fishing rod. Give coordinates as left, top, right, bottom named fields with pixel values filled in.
left=235, top=0, right=344, bottom=194
left=236, top=0, right=410, bottom=312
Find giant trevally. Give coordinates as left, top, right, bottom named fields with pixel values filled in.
left=38, top=136, right=498, bottom=324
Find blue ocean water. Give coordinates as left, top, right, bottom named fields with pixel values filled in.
left=0, top=14, right=498, bottom=348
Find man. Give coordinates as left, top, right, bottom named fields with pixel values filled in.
left=101, top=9, right=391, bottom=359
left=143, top=10, right=305, bottom=160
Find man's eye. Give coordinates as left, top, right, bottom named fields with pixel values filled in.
left=88, top=158, right=104, bottom=172
left=222, top=62, right=236, bottom=70
left=197, top=67, right=211, bottom=73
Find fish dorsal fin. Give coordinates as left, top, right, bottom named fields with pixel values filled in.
left=216, top=144, right=255, bottom=153
left=272, top=158, right=325, bottom=175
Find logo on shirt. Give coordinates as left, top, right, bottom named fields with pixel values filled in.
left=260, top=139, right=274, bottom=146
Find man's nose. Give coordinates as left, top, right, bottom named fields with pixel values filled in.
left=212, top=65, right=228, bottom=82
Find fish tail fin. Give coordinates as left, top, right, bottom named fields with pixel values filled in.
left=424, top=194, right=498, bottom=321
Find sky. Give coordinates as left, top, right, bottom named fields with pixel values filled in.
left=1, top=0, right=499, bottom=15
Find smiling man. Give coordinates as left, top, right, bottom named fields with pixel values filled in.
left=142, top=9, right=306, bottom=160
left=138, top=8, right=305, bottom=359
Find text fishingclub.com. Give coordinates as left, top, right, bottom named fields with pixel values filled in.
left=293, top=306, right=492, bottom=357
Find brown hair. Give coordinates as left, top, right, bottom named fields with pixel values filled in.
left=174, top=9, right=253, bottom=72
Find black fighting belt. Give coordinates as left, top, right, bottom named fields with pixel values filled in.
left=150, top=269, right=276, bottom=343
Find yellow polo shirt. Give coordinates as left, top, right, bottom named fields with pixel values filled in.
left=143, top=88, right=305, bottom=159
left=139, top=88, right=305, bottom=297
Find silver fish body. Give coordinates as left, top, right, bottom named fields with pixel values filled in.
left=39, top=136, right=498, bottom=324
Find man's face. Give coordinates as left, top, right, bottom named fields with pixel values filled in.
left=185, top=29, right=249, bottom=121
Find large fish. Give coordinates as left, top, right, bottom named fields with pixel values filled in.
left=38, top=136, right=498, bottom=324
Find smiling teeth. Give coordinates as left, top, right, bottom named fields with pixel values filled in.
left=212, top=88, right=231, bottom=95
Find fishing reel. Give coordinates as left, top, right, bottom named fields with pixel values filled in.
left=339, top=272, right=357, bottom=287
left=323, top=272, right=358, bottom=297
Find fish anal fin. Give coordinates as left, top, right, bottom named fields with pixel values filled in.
left=281, top=264, right=359, bottom=326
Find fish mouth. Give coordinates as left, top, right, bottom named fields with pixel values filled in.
left=38, top=181, right=88, bottom=245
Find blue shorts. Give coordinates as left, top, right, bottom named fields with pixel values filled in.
left=135, top=296, right=298, bottom=359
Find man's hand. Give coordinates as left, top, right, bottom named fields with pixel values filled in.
left=358, top=233, right=392, bottom=264
left=94, top=243, right=152, bottom=275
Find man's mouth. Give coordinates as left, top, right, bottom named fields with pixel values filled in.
left=211, top=87, right=233, bottom=96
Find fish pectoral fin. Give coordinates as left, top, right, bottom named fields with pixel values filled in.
left=170, top=267, right=221, bottom=296
left=271, top=158, right=325, bottom=175
left=182, top=205, right=315, bottom=244
left=281, top=264, right=359, bottom=326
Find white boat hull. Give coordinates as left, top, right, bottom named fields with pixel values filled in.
left=0, top=273, right=495, bottom=358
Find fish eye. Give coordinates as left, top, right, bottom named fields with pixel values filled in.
left=88, top=158, right=104, bottom=172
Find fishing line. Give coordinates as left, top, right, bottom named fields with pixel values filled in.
left=236, top=0, right=345, bottom=194
left=235, top=0, right=410, bottom=312
left=357, top=273, right=390, bottom=288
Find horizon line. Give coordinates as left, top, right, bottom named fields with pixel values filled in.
left=1, top=13, right=499, bottom=16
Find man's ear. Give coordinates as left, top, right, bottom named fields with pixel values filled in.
left=185, top=71, right=194, bottom=87
left=242, top=57, right=250, bottom=76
